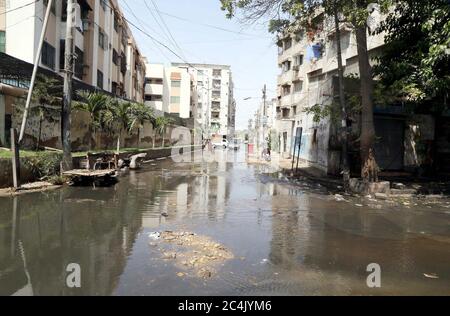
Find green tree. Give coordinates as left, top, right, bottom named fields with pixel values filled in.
left=154, top=116, right=174, bottom=148
left=128, top=103, right=155, bottom=149
left=221, top=0, right=390, bottom=179
left=374, top=0, right=450, bottom=108
left=108, top=100, right=133, bottom=152
left=74, top=91, right=111, bottom=150
left=15, top=75, right=62, bottom=149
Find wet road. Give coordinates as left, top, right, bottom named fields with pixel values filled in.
left=1, top=149, right=450, bottom=296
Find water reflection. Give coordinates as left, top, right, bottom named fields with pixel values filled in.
left=0, top=149, right=449, bottom=295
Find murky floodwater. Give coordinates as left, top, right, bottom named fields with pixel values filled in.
left=1, top=150, right=450, bottom=296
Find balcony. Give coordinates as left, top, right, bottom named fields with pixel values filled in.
left=278, top=71, right=292, bottom=86
left=145, top=83, right=163, bottom=95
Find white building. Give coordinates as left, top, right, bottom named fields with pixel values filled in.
left=144, top=63, right=193, bottom=119
left=172, top=63, right=235, bottom=140
left=274, top=9, right=386, bottom=172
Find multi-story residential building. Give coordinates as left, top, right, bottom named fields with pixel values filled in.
left=144, top=63, right=194, bottom=119
left=172, top=63, right=235, bottom=141
left=274, top=8, right=386, bottom=173
left=1, top=0, right=145, bottom=102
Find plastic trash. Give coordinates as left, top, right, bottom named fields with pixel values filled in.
left=148, top=232, right=161, bottom=240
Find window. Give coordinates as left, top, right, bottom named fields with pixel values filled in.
left=294, top=55, right=303, bottom=67
left=213, top=69, right=222, bottom=77
left=170, top=96, right=180, bottom=104
left=145, top=95, right=162, bottom=101
left=145, top=78, right=163, bottom=85
left=294, top=82, right=303, bottom=93
left=112, top=82, right=118, bottom=96
left=98, top=29, right=106, bottom=50
left=282, top=60, right=291, bottom=72
left=284, top=38, right=292, bottom=50
left=120, top=52, right=126, bottom=74
left=0, top=31, right=5, bottom=53
left=41, top=41, right=55, bottom=69
left=74, top=46, right=84, bottom=79
left=97, top=70, right=104, bottom=89
left=282, top=85, right=291, bottom=96
left=171, top=80, right=181, bottom=88
left=112, top=49, right=119, bottom=65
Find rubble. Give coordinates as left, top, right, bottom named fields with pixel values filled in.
left=150, top=231, right=234, bottom=279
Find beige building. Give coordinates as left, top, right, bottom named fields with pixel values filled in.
left=144, top=63, right=194, bottom=119
left=0, top=0, right=145, bottom=101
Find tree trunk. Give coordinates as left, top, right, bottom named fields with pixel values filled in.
left=334, top=3, right=350, bottom=190
left=355, top=25, right=376, bottom=179
left=37, top=115, right=43, bottom=150
left=137, top=128, right=141, bottom=149
left=161, top=131, right=165, bottom=148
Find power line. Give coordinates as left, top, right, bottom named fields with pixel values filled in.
left=0, top=0, right=40, bottom=16
left=120, top=0, right=172, bottom=63
left=146, top=0, right=187, bottom=61
left=146, top=5, right=270, bottom=39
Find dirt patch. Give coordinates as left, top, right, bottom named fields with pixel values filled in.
left=149, top=231, right=234, bottom=279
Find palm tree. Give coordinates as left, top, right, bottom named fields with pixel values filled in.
left=110, top=101, right=133, bottom=153
left=128, top=103, right=155, bottom=149
left=73, top=91, right=111, bottom=150
left=155, top=116, right=174, bottom=148
left=15, top=75, right=62, bottom=149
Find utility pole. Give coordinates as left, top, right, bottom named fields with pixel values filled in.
left=261, top=84, right=267, bottom=158
left=334, top=1, right=350, bottom=190
left=19, top=0, right=54, bottom=142
left=61, top=0, right=75, bottom=171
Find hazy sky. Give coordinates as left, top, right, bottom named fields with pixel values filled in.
left=119, top=0, right=279, bottom=130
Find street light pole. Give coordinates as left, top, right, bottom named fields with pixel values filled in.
left=61, top=0, right=75, bottom=171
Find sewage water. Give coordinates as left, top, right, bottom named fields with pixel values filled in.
left=0, top=150, right=450, bottom=295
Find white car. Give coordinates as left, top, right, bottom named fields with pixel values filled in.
left=212, top=139, right=229, bottom=149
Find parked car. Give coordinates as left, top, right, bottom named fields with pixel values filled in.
left=212, top=139, right=229, bottom=149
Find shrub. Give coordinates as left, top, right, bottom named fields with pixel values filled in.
left=24, top=152, right=63, bottom=181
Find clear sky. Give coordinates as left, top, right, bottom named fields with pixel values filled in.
left=118, top=0, right=279, bottom=130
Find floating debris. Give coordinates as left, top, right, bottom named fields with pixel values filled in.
left=423, top=273, right=439, bottom=279
left=148, top=232, right=161, bottom=240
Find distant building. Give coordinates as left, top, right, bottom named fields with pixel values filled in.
left=144, top=63, right=195, bottom=119
left=172, top=63, right=235, bottom=140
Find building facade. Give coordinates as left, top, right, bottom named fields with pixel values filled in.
left=172, top=63, right=235, bottom=140
left=144, top=63, right=195, bottom=119
left=1, top=0, right=145, bottom=102
left=274, top=9, right=386, bottom=173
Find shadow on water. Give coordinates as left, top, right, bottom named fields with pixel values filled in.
left=0, top=150, right=450, bottom=295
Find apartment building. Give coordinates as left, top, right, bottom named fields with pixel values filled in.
left=144, top=63, right=193, bottom=119
left=172, top=63, right=235, bottom=140
left=275, top=8, right=386, bottom=172
left=1, top=0, right=145, bottom=102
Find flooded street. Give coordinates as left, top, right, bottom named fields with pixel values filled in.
left=1, top=150, right=450, bottom=296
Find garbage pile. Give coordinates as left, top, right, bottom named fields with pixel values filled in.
left=149, top=231, right=234, bottom=279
